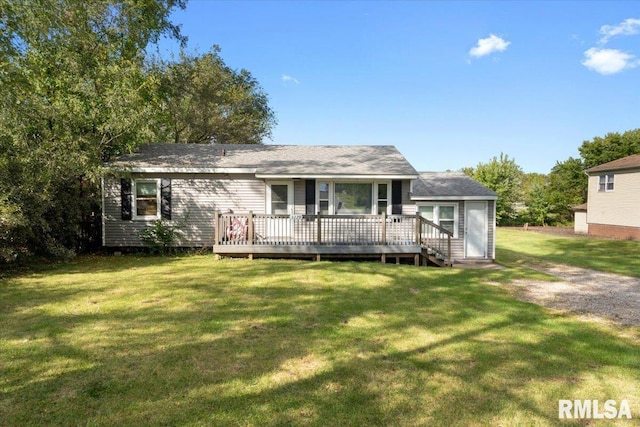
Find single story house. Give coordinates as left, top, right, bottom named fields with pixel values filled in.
left=103, top=143, right=497, bottom=265
left=584, top=154, right=640, bottom=240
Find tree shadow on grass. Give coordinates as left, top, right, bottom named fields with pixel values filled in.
left=2, top=259, right=639, bottom=425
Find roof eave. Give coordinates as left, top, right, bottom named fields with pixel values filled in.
left=586, top=165, right=640, bottom=174
left=255, top=173, right=419, bottom=180
left=410, top=195, right=498, bottom=201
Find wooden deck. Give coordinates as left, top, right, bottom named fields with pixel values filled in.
left=213, top=212, right=453, bottom=266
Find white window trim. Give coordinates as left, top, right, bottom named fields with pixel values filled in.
left=416, top=202, right=459, bottom=238
left=315, top=180, right=390, bottom=215
left=598, top=174, right=614, bottom=192
left=266, top=181, right=294, bottom=215
left=132, top=178, right=161, bottom=221
left=317, top=181, right=332, bottom=215
left=375, top=181, right=391, bottom=215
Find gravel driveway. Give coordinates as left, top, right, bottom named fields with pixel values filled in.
left=504, top=263, right=640, bottom=327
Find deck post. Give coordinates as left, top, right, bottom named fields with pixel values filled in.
left=214, top=211, right=220, bottom=246
left=381, top=211, right=386, bottom=245
left=247, top=211, right=254, bottom=244
left=247, top=211, right=254, bottom=260
left=447, top=235, right=452, bottom=267
left=415, top=212, right=421, bottom=245
left=316, top=212, right=322, bottom=245
left=414, top=254, right=419, bottom=266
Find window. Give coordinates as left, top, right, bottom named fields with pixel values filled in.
left=318, top=182, right=330, bottom=215
left=418, top=203, right=458, bottom=237
left=598, top=174, right=614, bottom=192
left=134, top=179, right=160, bottom=219
left=266, top=182, right=292, bottom=215
left=377, top=183, right=389, bottom=215
left=314, top=181, right=390, bottom=215
left=270, top=185, right=289, bottom=214
left=334, top=183, right=372, bottom=214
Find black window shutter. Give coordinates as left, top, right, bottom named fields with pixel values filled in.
left=391, top=180, right=402, bottom=214
left=121, top=178, right=132, bottom=220
left=161, top=178, right=171, bottom=220
left=305, top=179, right=316, bottom=215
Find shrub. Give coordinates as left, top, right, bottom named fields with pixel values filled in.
left=137, top=219, right=183, bottom=255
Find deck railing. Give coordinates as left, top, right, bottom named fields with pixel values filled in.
left=417, top=215, right=453, bottom=265
left=214, top=211, right=452, bottom=264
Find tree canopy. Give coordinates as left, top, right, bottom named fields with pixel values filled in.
left=150, top=48, right=276, bottom=144
left=579, top=129, right=640, bottom=169
left=0, top=0, right=276, bottom=262
left=463, top=153, right=524, bottom=225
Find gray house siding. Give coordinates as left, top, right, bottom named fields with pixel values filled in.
left=400, top=180, right=415, bottom=215
left=104, top=174, right=266, bottom=247
left=104, top=176, right=418, bottom=247
left=411, top=200, right=495, bottom=262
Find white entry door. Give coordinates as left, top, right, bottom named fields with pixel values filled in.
left=266, top=182, right=294, bottom=239
left=465, top=201, right=487, bottom=258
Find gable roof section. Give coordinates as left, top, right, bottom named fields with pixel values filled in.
left=109, top=143, right=418, bottom=179
left=411, top=172, right=498, bottom=200
left=585, top=154, right=640, bottom=174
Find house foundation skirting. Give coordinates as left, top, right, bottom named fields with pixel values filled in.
left=213, top=244, right=428, bottom=265
left=588, top=223, right=640, bottom=241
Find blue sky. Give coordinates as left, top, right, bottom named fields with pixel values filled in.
left=159, top=1, right=640, bottom=173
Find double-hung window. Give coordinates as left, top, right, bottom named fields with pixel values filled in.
left=134, top=179, right=161, bottom=220
left=598, top=174, right=614, bottom=192
left=318, top=182, right=330, bottom=215
left=376, top=183, right=389, bottom=215
left=418, top=204, right=458, bottom=237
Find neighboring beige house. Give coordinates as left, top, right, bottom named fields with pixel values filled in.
left=585, top=154, right=640, bottom=240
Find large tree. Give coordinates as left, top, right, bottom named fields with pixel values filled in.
left=150, top=48, right=276, bottom=144
left=545, top=157, right=587, bottom=223
left=542, top=129, right=640, bottom=225
left=0, top=0, right=186, bottom=261
left=579, top=129, right=640, bottom=169
left=463, top=153, right=524, bottom=225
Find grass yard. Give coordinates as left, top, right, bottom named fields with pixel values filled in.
left=1, top=255, right=639, bottom=426
left=497, top=228, right=640, bottom=278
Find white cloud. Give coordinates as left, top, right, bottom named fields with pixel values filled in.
left=581, top=48, right=639, bottom=75
left=469, top=34, right=511, bottom=58
left=281, top=74, right=300, bottom=84
left=599, top=18, right=640, bottom=44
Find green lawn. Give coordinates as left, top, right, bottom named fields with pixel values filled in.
left=1, top=256, right=639, bottom=426
left=497, top=228, right=640, bottom=278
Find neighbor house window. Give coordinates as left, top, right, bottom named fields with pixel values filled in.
left=598, top=174, right=614, bottom=192
left=134, top=179, right=160, bottom=219
left=418, top=204, right=458, bottom=237
left=334, top=183, right=372, bottom=214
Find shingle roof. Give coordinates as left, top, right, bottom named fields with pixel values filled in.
left=109, top=143, right=418, bottom=177
left=411, top=172, right=498, bottom=199
left=585, top=154, right=640, bottom=174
